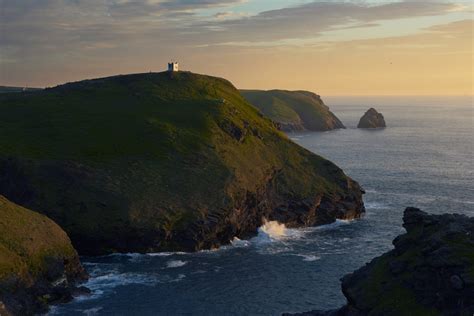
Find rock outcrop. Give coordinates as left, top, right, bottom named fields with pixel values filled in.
left=285, top=208, right=474, bottom=316
left=0, top=196, right=87, bottom=316
left=0, top=72, right=365, bottom=256
left=357, top=108, right=386, bottom=129
left=241, top=90, right=345, bottom=132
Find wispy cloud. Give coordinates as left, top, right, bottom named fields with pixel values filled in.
left=0, top=0, right=470, bottom=92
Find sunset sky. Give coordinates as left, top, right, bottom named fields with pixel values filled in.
left=1, top=0, right=472, bottom=95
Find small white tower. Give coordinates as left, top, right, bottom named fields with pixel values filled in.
left=168, top=62, right=179, bottom=72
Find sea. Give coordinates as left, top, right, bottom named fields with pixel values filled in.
left=50, top=96, right=473, bottom=316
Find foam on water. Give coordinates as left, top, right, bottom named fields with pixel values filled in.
left=165, top=260, right=187, bottom=268
left=147, top=252, right=187, bottom=257
left=257, top=220, right=287, bottom=240
left=364, top=201, right=390, bottom=210
left=231, top=237, right=251, bottom=248
left=81, top=307, right=103, bottom=315
left=85, top=271, right=160, bottom=292
left=294, top=254, right=321, bottom=262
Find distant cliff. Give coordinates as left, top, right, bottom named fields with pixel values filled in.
left=241, top=90, right=345, bottom=132
left=285, top=208, right=474, bottom=316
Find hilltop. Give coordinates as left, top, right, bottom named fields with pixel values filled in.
left=240, top=90, right=345, bottom=132
left=0, top=71, right=364, bottom=255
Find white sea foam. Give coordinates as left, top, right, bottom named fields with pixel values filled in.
left=295, top=254, right=321, bottom=262
left=260, top=220, right=287, bottom=238
left=364, top=201, right=390, bottom=210
left=86, top=272, right=160, bottom=291
left=231, top=237, right=251, bottom=248
left=147, top=251, right=187, bottom=257
left=252, top=219, right=298, bottom=244
left=313, top=219, right=353, bottom=231
left=170, top=274, right=186, bottom=282
left=365, top=189, right=377, bottom=194
left=81, top=307, right=103, bottom=315
left=165, top=260, right=187, bottom=268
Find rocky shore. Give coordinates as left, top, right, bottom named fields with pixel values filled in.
left=0, top=196, right=87, bottom=316
left=285, top=207, right=474, bottom=316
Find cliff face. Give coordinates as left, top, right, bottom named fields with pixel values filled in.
left=0, top=196, right=87, bottom=316
left=0, top=72, right=364, bottom=256
left=241, top=90, right=345, bottom=132
left=286, top=208, right=474, bottom=316
left=357, top=108, right=386, bottom=129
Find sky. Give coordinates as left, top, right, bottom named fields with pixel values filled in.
left=0, top=0, right=473, bottom=95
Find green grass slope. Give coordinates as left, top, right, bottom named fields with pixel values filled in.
left=0, top=196, right=85, bottom=315
left=0, top=71, right=364, bottom=255
left=241, top=90, right=345, bottom=131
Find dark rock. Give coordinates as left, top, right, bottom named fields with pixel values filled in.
left=71, top=286, right=92, bottom=298
left=357, top=108, right=386, bottom=129
left=218, top=119, right=246, bottom=142
left=287, top=208, right=474, bottom=316
left=450, top=275, right=464, bottom=290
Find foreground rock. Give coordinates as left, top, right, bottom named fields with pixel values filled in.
left=285, top=208, right=474, bottom=316
left=357, top=108, right=386, bottom=129
left=0, top=196, right=87, bottom=315
left=0, top=72, right=364, bottom=255
left=241, top=90, right=345, bottom=132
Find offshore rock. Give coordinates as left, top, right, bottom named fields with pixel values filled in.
left=285, top=208, right=474, bottom=316
left=357, top=108, right=386, bottom=129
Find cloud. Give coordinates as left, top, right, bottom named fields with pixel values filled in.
left=191, top=1, right=462, bottom=44
left=0, top=0, right=468, bottom=87
left=213, top=11, right=248, bottom=20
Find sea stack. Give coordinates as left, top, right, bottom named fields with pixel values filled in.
left=357, top=108, right=386, bottom=128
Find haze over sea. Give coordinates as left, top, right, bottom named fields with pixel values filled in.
left=51, top=96, right=473, bottom=316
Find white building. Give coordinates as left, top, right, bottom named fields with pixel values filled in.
left=168, top=62, right=179, bottom=72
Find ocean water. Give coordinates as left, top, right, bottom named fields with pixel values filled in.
left=51, top=96, right=473, bottom=316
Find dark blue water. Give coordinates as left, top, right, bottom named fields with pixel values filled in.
left=51, top=97, right=473, bottom=316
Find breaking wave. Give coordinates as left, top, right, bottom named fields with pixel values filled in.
left=165, top=260, right=187, bottom=268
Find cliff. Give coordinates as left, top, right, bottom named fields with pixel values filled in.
left=0, top=196, right=87, bottom=315
left=0, top=71, right=364, bottom=255
left=240, top=90, right=345, bottom=132
left=286, top=208, right=474, bottom=316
